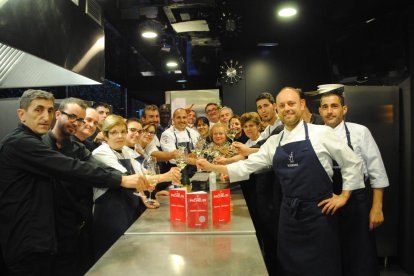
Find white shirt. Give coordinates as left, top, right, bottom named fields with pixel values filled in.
left=333, top=121, right=389, bottom=188
left=245, top=135, right=263, bottom=147
left=209, top=121, right=217, bottom=128
left=227, top=120, right=365, bottom=191
left=260, top=118, right=282, bottom=139
left=160, top=126, right=200, bottom=164
left=92, top=143, right=143, bottom=201
left=145, top=135, right=160, bottom=156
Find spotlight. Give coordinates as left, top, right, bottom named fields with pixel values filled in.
left=142, top=31, right=158, bottom=38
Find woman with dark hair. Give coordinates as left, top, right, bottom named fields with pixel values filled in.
left=229, top=115, right=248, bottom=143
left=195, top=116, right=210, bottom=142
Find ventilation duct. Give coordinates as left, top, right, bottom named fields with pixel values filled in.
left=0, top=0, right=105, bottom=88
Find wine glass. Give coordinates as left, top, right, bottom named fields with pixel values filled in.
left=176, top=149, right=187, bottom=170
left=227, top=129, right=236, bottom=143
left=142, top=156, right=159, bottom=204
left=173, top=148, right=187, bottom=187
left=193, top=137, right=206, bottom=171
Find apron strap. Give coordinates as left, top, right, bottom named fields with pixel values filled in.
left=173, top=128, right=194, bottom=150
left=344, top=122, right=354, bottom=150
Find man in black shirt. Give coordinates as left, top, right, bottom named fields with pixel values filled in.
left=42, top=98, right=100, bottom=275
left=0, top=90, right=147, bottom=275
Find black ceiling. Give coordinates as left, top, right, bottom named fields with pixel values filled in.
left=97, top=0, right=412, bottom=90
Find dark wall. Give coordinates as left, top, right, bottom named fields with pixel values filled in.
left=221, top=43, right=331, bottom=115
left=399, top=10, right=414, bottom=273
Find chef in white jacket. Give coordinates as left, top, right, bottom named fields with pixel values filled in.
left=319, top=89, right=388, bottom=276
left=197, top=87, right=365, bottom=276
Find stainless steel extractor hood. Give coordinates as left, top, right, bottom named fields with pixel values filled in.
left=0, top=0, right=105, bottom=88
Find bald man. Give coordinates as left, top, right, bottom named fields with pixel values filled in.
left=73, top=107, right=99, bottom=152
left=197, top=87, right=365, bottom=276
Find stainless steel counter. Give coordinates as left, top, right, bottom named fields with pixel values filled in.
left=87, top=188, right=267, bottom=275
left=125, top=191, right=255, bottom=235
left=86, top=234, right=267, bottom=276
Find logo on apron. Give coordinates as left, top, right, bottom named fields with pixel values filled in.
left=287, top=152, right=299, bottom=167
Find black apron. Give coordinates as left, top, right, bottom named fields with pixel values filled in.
left=332, top=123, right=379, bottom=276
left=273, top=122, right=341, bottom=276
left=173, top=129, right=197, bottom=179
left=92, top=158, right=142, bottom=261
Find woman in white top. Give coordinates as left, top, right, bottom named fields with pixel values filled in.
left=240, top=112, right=263, bottom=147
left=92, top=115, right=180, bottom=260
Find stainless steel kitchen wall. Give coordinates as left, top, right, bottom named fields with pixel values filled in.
left=0, top=0, right=104, bottom=87
left=344, top=85, right=400, bottom=258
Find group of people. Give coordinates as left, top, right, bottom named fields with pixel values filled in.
left=0, top=86, right=389, bottom=276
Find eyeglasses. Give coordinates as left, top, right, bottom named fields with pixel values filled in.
left=206, top=107, right=218, bottom=114
left=143, top=129, right=156, bottom=135
left=61, top=111, right=85, bottom=125
left=108, top=130, right=127, bottom=136
left=128, top=128, right=143, bottom=134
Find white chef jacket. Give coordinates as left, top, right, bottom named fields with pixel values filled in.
left=227, top=120, right=365, bottom=191
left=92, top=143, right=143, bottom=201
left=245, top=136, right=263, bottom=148
left=333, top=121, right=389, bottom=188
left=160, top=126, right=200, bottom=164
left=260, top=119, right=283, bottom=139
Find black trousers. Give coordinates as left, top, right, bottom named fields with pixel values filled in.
left=1, top=249, right=8, bottom=275
left=6, top=252, right=53, bottom=276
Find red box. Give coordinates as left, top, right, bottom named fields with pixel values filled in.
left=169, top=188, right=187, bottom=223
left=187, top=192, right=208, bottom=228
left=211, top=189, right=231, bottom=224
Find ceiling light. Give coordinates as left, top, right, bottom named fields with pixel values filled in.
left=278, top=7, right=297, bottom=17
left=166, top=61, right=178, bottom=68
left=141, top=31, right=158, bottom=38
left=176, top=79, right=187, bottom=83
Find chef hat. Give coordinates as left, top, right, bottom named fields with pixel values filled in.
left=317, top=84, right=345, bottom=95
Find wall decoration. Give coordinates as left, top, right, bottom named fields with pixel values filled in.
left=219, top=59, right=244, bottom=85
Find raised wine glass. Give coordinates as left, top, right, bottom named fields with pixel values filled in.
left=227, top=130, right=236, bottom=143
left=176, top=149, right=187, bottom=170
left=193, top=137, right=206, bottom=171
left=141, top=156, right=159, bottom=204
left=173, top=147, right=187, bottom=187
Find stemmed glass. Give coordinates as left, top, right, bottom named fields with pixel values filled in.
left=193, top=137, right=206, bottom=171
left=173, top=147, right=187, bottom=187
left=176, top=147, right=187, bottom=171
left=227, top=129, right=236, bottom=143
left=141, top=156, right=159, bottom=204
left=227, top=128, right=237, bottom=154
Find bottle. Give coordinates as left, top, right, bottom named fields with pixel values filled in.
left=209, top=171, right=216, bottom=191
left=181, top=167, right=191, bottom=192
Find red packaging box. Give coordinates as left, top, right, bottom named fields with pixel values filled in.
left=211, top=189, right=231, bottom=224
left=169, top=188, right=187, bottom=223
left=187, top=192, right=208, bottom=228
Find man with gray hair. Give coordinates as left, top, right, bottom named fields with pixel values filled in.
left=0, top=90, right=148, bottom=275
left=219, top=106, right=233, bottom=125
